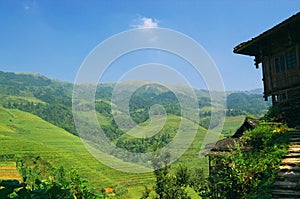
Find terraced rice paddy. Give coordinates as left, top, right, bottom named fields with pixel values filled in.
left=0, top=107, right=244, bottom=198
left=0, top=162, right=22, bottom=181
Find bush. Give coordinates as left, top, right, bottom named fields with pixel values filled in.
left=0, top=157, right=105, bottom=199
left=260, top=106, right=283, bottom=122
left=201, top=124, right=289, bottom=199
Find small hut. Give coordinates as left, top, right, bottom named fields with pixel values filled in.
left=205, top=118, right=258, bottom=174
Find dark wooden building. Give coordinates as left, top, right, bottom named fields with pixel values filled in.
left=234, top=12, right=300, bottom=126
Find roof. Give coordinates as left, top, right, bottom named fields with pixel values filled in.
left=232, top=117, right=259, bottom=138
left=203, top=118, right=258, bottom=156
left=207, top=138, right=239, bottom=152
left=234, top=12, right=300, bottom=58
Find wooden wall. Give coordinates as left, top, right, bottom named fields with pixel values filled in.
left=262, top=44, right=300, bottom=102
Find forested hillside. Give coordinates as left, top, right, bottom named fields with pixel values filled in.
left=0, top=71, right=270, bottom=136
left=0, top=71, right=273, bottom=198
left=227, top=92, right=271, bottom=117
left=0, top=71, right=271, bottom=155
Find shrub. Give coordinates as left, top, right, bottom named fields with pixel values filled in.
left=200, top=124, right=289, bottom=199
left=0, top=157, right=105, bottom=199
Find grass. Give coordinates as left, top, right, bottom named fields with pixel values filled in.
left=0, top=108, right=204, bottom=198
left=114, top=114, right=210, bottom=171
left=221, top=115, right=245, bottom=136
left=0, top=106, right=245, bottom=198
left=0, top=107, right=153, bottom=198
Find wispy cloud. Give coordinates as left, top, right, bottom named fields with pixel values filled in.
left=23, top=0, right=37, bottom=12
left=24, top=5, right=31, bottom=10
left=132, top=16, right=159, bottom=28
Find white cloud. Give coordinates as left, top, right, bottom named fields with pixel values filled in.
left=23, top=0, right=38, bottom=12
left=132, top=17, right=159, bottom=28
left=24, top=5, right=31, bottom=10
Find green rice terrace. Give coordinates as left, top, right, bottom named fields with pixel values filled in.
left=0, top=71, right=272, bottom=198
left=0, top=106, right=215, bottom=198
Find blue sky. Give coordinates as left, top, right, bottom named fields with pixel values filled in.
left=0, top=0, right=299, bottom=90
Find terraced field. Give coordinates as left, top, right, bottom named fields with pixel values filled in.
left=0, top=106, right=246, bottom=198
left=0, top=107, right=226, bottom=197
left=0, top=107, right=155, bottom=198
left=0, top=161, right=22, bottom=181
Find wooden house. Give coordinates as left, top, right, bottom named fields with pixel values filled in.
left=234, top=12, right=300, bottom=126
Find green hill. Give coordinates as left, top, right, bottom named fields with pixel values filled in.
left=0, top=70, right=270, bottom=197
left=0, top=107, right=156, bottom=197
left=0, top=106, right=212, bottom=198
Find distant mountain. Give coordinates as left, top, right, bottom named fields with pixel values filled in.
left=226, top=92, right=271, bottom=117
left=247, top=88, right=264, bottom=95
left=0, top=71, right=270, bottom=135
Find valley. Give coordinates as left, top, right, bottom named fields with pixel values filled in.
left=0, top=71, right=270, bottom=198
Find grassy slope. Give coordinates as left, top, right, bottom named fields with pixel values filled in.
left=0, top=106, right=245, bottom=198
left=221, top=115, right=245, bottom=136
left=0, top=107, right=155, bottom=198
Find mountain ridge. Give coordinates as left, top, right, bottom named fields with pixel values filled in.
left=0, top=70, right=270, bottom=135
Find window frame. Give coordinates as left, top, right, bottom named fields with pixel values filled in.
left=273, top=46, right=298, bottom=74
left=286, top=48, right=297, bottom=70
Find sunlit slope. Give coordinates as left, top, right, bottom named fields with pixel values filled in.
left=0, top=107, right=154, bottom=190
left=115, top=114, right=210, bottom=172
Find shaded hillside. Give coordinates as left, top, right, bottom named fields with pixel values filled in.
left=0, top=71, right=270, bottom=137
left=0, top=71, right=75, bottom=134
left=226, top=92, right=271, bottom=117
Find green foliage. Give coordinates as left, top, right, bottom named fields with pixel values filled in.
left=227, top=92, right=271, bottom=117
left=189, top=168, right=208, bottom=197
left=152, top=166, right=191, bottom=199
left=140, top=152, right=192, bottom=199
left=140, top=186, right=151, bottom=199
left=142, top=161, right=209, bottom=199
left=0, top=107, right=140, bottom=198
left=0, top=71, right=276, bottom=198
left=113, top=184, right=128, bottom=198
left=0, top=71, right=51, bottom=87
left=0, top=157, right=104, bottom=199
left=0, top=180, right=27, bottom=199
left=115, top=126, right=174, bottom=153
left=68, top=169, right=104, bottom=199
left=128, top=86, right=181, bottom=124
left=0, top=71, right=75, bottom=134
left=95, top=101, right=112, bottom=118
left=243, top=125, right=288, bottom=151
left=0, top=70, right=270, bottom=139
left=5, top=101, right=76, bottom=135
left=199, top=125, right=289, bottom=199
left=260, top=105, right=283, bottom=122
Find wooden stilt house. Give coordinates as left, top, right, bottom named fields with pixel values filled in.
left=234, top=12, right=300, bottom=126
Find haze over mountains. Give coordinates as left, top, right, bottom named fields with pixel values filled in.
left=0, top=70, right=270, bottom=135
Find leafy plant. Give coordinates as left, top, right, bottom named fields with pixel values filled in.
left=0, top=157, right=106, bottom=199
left=195, top=124, right=289, bottom=199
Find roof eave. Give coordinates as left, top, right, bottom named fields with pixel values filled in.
left=233, top=12, right=300, bottom=56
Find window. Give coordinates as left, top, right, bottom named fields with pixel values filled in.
left=274, top=92, right=287, bottom=103
left=286, top=49, right=297, bottom=70
left=273, top=48, right=298, bottom=73
left=274, top=55, right=285, bottom=73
